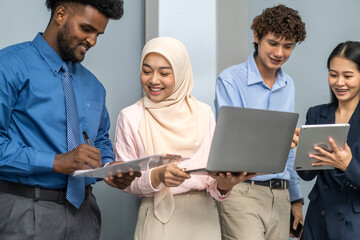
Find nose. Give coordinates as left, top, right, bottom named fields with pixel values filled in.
left=336, top=76, right=345, bottom=86
left=273, top=46, right=284, bottom=58
left=86, top=34, right=97, bottom=47
left=149, top=73, right=160, bottom=85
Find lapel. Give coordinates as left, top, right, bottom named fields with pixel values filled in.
left=318, top=104, right=336, bottom=124
left=347, top=101, right=360, bottom=147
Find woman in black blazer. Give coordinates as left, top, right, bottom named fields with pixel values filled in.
left=298, top=41, right=360, bottom=240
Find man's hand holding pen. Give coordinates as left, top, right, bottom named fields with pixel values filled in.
left=53, top=143, right=102, bottom=174
left=53, top=130, right=102, bottom=174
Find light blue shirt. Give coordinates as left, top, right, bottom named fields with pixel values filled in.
left=215, top=54, right=302, bottom=201
left=0, top=33, right=114, bottom=189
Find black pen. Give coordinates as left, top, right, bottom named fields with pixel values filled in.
left=82, top=130, right=92, bottom=146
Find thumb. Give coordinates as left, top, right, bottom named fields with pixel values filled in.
left=344, top=141, right=350, bottom=151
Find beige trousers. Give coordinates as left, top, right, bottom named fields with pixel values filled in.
left=134, top=192, right=221, bottom=240
left=216, top=181, right=291, bottom=240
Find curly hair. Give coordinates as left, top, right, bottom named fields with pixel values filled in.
left=251, top=4, right=306, bottom=54
left=46, top=0, right=124, bottom=20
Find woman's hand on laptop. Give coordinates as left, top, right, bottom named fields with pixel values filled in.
left=210, top=172, right=256, bottom=195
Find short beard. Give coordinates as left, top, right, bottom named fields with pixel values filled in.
left=57, top=21, right=84, bottom=63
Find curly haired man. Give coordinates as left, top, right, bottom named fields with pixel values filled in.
left=215, top=4, right=306, bottom=240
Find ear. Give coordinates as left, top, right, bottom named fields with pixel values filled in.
left=53, top=6, right=68, bottom=26
left=254, top=32, right=259, bottom=44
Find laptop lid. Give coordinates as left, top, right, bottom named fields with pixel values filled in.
left=205, top=106, right=299, bottom=174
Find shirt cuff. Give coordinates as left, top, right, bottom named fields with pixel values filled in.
left=289, top=183, right=303, bottom=202
left=291, top=198, right=304, bottom=205
left=101, top=157, right=114, bottom=167
left=33, top=151, right=56, bottom=173
left=103, top=162, right=111, bottom=168
left=216, top=188, right=231, bottom=198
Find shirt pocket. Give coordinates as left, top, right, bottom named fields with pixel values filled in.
left=83, top=100, right=103, bottom=140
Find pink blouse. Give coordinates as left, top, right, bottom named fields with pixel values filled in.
left=114, top=103, right=227, bottom=201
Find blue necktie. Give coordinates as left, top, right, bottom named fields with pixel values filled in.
left=61, top=62, right=85, bottom=209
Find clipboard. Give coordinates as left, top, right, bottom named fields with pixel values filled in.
left=72, top=154, right=188, bottom=178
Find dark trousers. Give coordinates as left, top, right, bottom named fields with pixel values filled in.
left=0, top=191, right=101, bottom=240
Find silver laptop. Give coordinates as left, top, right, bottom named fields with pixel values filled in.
left=186, top=106, right=299, bottom=174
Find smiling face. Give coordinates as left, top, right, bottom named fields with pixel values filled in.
left=56, top=5, right=108, bottom=62
left=141, top=53, right=175, bottom=102
left=254, top=32, right=296, bottom=75
left=328, top=56, right=360, bottom=104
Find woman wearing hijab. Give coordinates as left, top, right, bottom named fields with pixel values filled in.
left=108, top=37, right=254, bottom=240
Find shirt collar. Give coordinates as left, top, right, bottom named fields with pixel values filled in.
left=32, top=32, right=64, bottom=76
left=247, top=53, right=287, bottom=89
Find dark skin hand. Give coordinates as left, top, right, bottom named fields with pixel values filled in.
left=53, top=143, right=101, bottom=174
left=105, top=171, right=142, bottom=190
left=104, top=161, right=142, bottom=190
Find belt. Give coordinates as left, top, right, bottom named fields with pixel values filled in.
left=0, top=180, right=92, bottom=204
left=245, top=179, right=289, bottom=189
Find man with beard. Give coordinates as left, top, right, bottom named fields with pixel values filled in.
left=0, top=1, right=139, bottom=239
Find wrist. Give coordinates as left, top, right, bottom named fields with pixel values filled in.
left=150, top=167, right=162, bottom=188
left=53, top=153, right=65, bottom=173
left=216, top=181, right=232, bottom=192
left=291, top=198, right=304, bottom=205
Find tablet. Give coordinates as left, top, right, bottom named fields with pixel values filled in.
left=294, top=124, right=350, bottom=171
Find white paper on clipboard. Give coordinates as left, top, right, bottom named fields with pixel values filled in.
left=72, top=154, right=188, bottom=178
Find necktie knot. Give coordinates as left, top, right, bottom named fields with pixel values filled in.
left=61, top=62, right=70, bottom=73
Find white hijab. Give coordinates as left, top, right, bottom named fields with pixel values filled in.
left=137, top=37, right=211, bottom=158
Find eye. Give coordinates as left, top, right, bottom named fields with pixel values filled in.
left=344, top=75, right=353, bottom=79
left=160, top=72, right=170, bottom=77
left=81, top=26, right=91, bottom=33
left=329, top=73, right=337, bottom=78
left=269, top=42, right=277, bottom=46
left=142, top=69, right=151, bottom=75
left=284, top=45, right=294, bottom=50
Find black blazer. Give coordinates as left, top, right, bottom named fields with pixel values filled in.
left=298, top=102, right=360, bottom=240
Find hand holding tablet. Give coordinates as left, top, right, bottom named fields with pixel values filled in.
left=294, top=124, right=350, bottom=171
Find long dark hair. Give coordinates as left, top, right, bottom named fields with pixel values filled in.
left=327, top=41, right=360, bottom=106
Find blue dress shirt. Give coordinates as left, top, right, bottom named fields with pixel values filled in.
left=215, top=54, right=302, bottom=201
left=0, top=33, right=114, bottom=189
